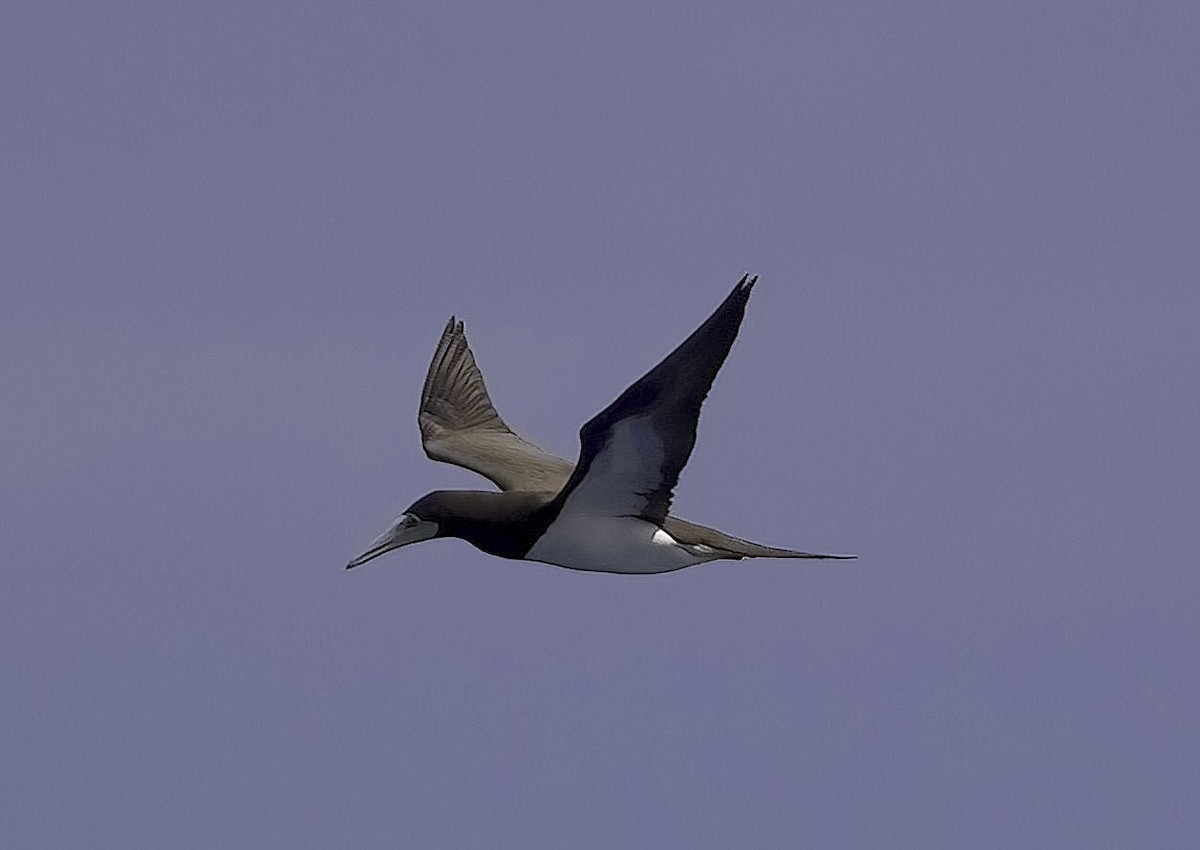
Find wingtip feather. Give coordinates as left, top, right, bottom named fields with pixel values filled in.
left=735, top=273, right=758, bottom=295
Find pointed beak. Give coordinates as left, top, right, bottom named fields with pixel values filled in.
left=345, top=519, right=438, bottom=569
left=346, top=528, right=398, bottom=569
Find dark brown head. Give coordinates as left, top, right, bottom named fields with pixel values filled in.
left=346, top=490, right=553, bottom=568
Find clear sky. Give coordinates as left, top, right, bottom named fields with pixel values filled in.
left=3, top=2, right=1197, bottom=847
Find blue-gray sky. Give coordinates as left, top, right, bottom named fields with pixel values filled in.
left=3, top=2, right=1197, bottom=847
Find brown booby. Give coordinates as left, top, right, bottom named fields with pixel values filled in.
left=347, top=275, right=853, bottom=573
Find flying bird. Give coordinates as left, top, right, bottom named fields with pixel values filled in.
left=347, top=275, right=853, bottom=573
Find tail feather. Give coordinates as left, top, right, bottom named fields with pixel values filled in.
left=662, top=517, right=855, bottom=561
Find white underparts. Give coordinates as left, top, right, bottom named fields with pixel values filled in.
left=526, top=515, right=720, bottom=574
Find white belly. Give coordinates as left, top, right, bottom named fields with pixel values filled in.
left=526, top=515, right=717, bottom=574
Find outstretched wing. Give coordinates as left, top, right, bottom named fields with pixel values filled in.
left=418, top=317, right=574, bottom=493
left=549, top=275, right=756, bottom=525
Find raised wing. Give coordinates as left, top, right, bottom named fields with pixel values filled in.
left=549, top=275, right=756, bottom=524
left=419, top=317, right=574, bottom=493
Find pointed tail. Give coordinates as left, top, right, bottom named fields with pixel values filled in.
left=662, top=517, right=855, bottom=561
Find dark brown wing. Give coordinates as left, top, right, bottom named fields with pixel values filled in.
left=549, top=275, right=756, bottom=525
left=418, top=317, right=574, bottom=493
